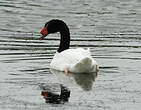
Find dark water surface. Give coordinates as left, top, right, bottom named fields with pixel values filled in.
left=0, top=0, right=141, bottom=110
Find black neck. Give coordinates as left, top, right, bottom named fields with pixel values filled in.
left=57, top=26, right=70, bottom=53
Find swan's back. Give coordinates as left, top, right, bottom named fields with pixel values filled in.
left=50, top=48, right=98, bottom=73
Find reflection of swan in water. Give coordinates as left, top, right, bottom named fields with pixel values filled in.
left=50, top=69, right=97, bottom=91
left=71, top=72, right=97, bottom=91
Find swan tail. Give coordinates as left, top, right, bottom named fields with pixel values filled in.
left=71, top=57, right=95, bottom=73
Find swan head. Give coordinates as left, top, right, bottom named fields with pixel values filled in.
left=40, top=19, right=70, bottom=52
left=40, top=19, right=69, bottom=40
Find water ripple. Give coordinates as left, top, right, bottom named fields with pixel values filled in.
left=0, top=0, right=141, bottom=109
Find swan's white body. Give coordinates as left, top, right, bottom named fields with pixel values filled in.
left=50, top=48, right=99, bottom=73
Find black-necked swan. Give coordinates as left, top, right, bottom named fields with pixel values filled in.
left=40, top=19, right=99, bottom=74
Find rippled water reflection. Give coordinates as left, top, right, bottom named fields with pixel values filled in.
left=0, top=0, right=141, bottom=110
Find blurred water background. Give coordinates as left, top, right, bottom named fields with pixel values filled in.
left=0, top=0, right=141, bottom=110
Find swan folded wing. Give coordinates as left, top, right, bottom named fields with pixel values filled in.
left=70, top=57, right=98, bottom=73
left=50, top=48, right=97, bottom=73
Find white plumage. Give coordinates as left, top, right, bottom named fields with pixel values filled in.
left=50, top=48, right=99, bottom=73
